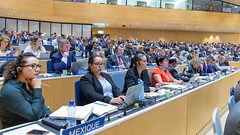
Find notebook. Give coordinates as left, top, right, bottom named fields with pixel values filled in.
left=85, top=101, right=118, bottom=117
left=49, top=106, right=93, bottom=122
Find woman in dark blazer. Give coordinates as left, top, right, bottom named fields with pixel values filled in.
left=80, top=55, right=124, bottom=105
left=123, top=53, right=160, bottom=94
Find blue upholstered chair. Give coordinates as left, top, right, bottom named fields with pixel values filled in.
left=111, top=72, right=126, bottom=92
left=228, top=95, right=236, bottom=111
left=75, top=80, right=83, bottom=106
left=212, top=108, right=223, bottom=135
left=46, top=60, right=52, bottom=73
left=230, top=87, right=234, bottom=96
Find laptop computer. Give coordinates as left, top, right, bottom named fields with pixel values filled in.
left=70, top=62, right=88, bottom=75
left=183, top=76, right=197, bottom=87
left=118, top=83, right=143, bottom=109
left=39, top=52, right=50, bottom=60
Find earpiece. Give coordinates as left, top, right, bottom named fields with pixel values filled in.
left=138, top=62, right=140, bottom=65
left=19, top=67, right=22, bottom=73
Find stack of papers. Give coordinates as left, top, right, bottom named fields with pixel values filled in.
left=85, top=101, right=118, bottom=117
left=49, top=106, right=93, bottom=122
left=162, top=84, right=187, bottom=90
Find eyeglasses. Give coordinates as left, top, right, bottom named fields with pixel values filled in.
left=93, top=62, right=103, bottom=66
left=21, top=64, right=41, bottom=70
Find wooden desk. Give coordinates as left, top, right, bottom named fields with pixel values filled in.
left=229, top=62, right=240, bottom=68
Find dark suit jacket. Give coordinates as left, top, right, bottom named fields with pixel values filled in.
left=105, top=48, right=114, bottom=58
left=187, top=54, right=194, bottom=61
left=224, top=101, right=240, bottom=135
left=106, top=54, right=128, bottom=68
left=80, top=72, right=122, bottom=105
left=219, top=60, right=229, bottom=66
left=123, top=67, right=155, bottom=93
left=123, top=48, right=135, bottom=56
left=52, top=51, right=76, bottom=73
left=166, top=64, right=190, bottom=82
left=146, top=55, right=156, bottom=64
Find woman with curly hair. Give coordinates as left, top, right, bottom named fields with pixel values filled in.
left=0, top=52, right=51, bottom=128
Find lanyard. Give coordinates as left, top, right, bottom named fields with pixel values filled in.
left=158, top=66, right=169, bottom=82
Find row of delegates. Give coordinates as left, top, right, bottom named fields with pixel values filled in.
left=80, top=55, right=125, bottom=105
left=0, top=36, right=17, bottom=56
left=123, top=53, right=160, bottom=93
left=23, top=37, right=46, bottom=58
left=0, top=53, right=51, bottom=129
left=52, top=39, right=76, bottom=73
left=152, top=56, right=183, bottom=86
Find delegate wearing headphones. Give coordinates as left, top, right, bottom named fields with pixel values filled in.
left=0, top=52, right=52, bottom=129
left=123, top=53, right=160, bottom=94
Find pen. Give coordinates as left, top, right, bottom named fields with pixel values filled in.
left=95, top=102, right=107, bottom=106
left=41, top=83, right=50, bottom=87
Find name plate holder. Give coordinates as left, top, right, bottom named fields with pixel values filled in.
left=75, top=70, right=88, bottom=75
left=147, top=64, right=156, bottom=69
left=75, top=56, right=83, bottom=60
left=107, top=67, right=120, bottom=72
left=0, top=56, right=18, bottom=61
left=60, top=117, right=105, bottom=135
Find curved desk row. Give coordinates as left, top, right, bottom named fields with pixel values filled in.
left=90, top=71, right=240, bottom=135
left=0, top=70, right=239, bottom=134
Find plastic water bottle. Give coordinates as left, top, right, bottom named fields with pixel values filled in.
left=138, top=79, right=145, bottom=102
left=67, top=100, right=76, bottom=128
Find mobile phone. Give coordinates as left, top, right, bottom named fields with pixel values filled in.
left=26, top=129, right=49, bottom=135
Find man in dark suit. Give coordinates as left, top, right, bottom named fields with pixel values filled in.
left=106, top=46, right=128, bottom=68
left=78, top=39, right=91, bottom=58
left=52, top=39, right=76, bottom=73
left=187, top=50, right=195, bottom=61
left=123, top=43, right=135, bottom=56
left=104, top=42, right=114, bottom=58
left=167, top=57, right=190, bottom=82
left=224, top=101, right=240, bottom=135
left=219, top=56, right=229, bottom=66
left=145, top=47, right=155, bottom=64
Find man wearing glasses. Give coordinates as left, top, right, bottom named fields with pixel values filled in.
left=52, top=39, right=76, bottom=74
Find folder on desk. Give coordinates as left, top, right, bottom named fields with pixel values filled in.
left=85, top=101, right=118, bottom=117
left=49, top=106, right=93, bottom=122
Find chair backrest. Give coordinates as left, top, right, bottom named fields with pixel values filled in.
left=75, top=80, right=83, bottom=106
left=47, top=60, right=52, bottom=73
left=111, top=72, right=126, bottom=92
left=212, top=108, right=223, bottom=135
left=148, top=71, right=153, bottom=84
left=43, top=45, right=55, bottom=52
left=228, top=95, right=236, bottom=111
left=230, top=87, right=234, bottom=96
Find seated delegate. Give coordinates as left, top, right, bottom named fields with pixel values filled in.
left=0, top=53, right=52, bottom=128
left=52, top=39, right=76, bottom=73
left=123, top=53, right=160, bottom=93
left=166, top=57, right=190, bottom=82
left=24, top=37, right=46, bottom=58
left=0, top=35, right=17, bottom=56
left=80, top=55, right=125, bottom=105
left=182, top=58, right=202, bottom=78
left=106, top=45, right=128, bottom=68
left=152, top=56, right=183, bottom=86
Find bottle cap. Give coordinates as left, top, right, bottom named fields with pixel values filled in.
left=69, top=100, right=74, bottom=106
